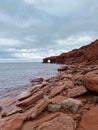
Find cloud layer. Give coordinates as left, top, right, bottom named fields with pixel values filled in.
left=0, top=0, right=98, bottom=62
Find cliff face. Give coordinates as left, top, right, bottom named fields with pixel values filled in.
left=43, top=39, right=98, bottom=64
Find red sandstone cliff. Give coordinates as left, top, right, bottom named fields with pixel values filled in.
left=43, top=39, right=98, bottom=64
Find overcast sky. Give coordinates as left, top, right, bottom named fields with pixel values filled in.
left=0, top=0, right=98, bottom=62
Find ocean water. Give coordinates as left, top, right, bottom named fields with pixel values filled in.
left=0, top=62, right=61, bottom=93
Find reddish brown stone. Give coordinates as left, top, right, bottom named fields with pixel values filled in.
left=17, top=91, right=32, bottom=101
left=43, top=39, right=98, bottom=64
left=35, top=113, right=76, bottom=130
left=67, top=86, right=87, bottom=98
left=61, top=74, right=73, bottom=80
left=78, top=105, right=98, bottom=130
left=30, top=99, right=49, bottom=120
left=0, top=99, right=49, bottom=130
left=64, top=80, right=74, bottom=88
left=17, top=91, right=43, bottom=107
left=0, top=97, right=16, bottom=107
left=42, top=85, right=51, bottom=95
left=22, top=113, right=61, bottom=130
left=50, top=95, right=67, bottom=104
left=0, top=113, right=27, bottom=130
left=50, top=85, right=65, bottom=97
left=82, top=72, right=98, bottom=93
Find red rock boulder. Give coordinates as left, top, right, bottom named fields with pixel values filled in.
left=78, top=105, right=98, bottom=130
left=82, top=72, right=98, bottom=93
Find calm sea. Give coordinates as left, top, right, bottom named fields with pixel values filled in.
left=0, top=62, right=60, bottom=94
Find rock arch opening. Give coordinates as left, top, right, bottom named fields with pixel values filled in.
left=47, top=59, right=51, bottom=63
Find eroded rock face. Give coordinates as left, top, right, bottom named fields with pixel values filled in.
left=35, top=114, right=76, bottom=130
left=62, top=98, right=83, bottom=113
left=82, top=72, right=98, bottom=92
left=43, top=39, right=98, bottom=64
left=78, top=105, right=98, bottom=130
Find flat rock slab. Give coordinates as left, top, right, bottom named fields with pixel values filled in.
left=67, top=86, right=87, bottom=98
left=50, top=85, right=65, bottom=97
left=30, top=99, right=49, bottom=120
left=31, top=78, right=43, bottom=83
left=50, top=95, right=67, bottom=104
left=35, top=113, right=76, bottom=130
left=17, top=91, right=43, bottom=107
left=78, top=105, right=98, bottom=130
left=22, top=113, right=61, bottom=130
left=0, top=99, right=49, bottom=130
left=64, top=80, right=74, bottom=88
left=0, top=97, right=16, bottom=107
left=0, top=113, right=27, bottom=130
left=17, top=91, right=32, bottom=101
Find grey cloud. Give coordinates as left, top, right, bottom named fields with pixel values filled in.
left=0, top=0, right=98, bottom=61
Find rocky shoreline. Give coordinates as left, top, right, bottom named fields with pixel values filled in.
left=0, top=63, right=98, bottom=130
